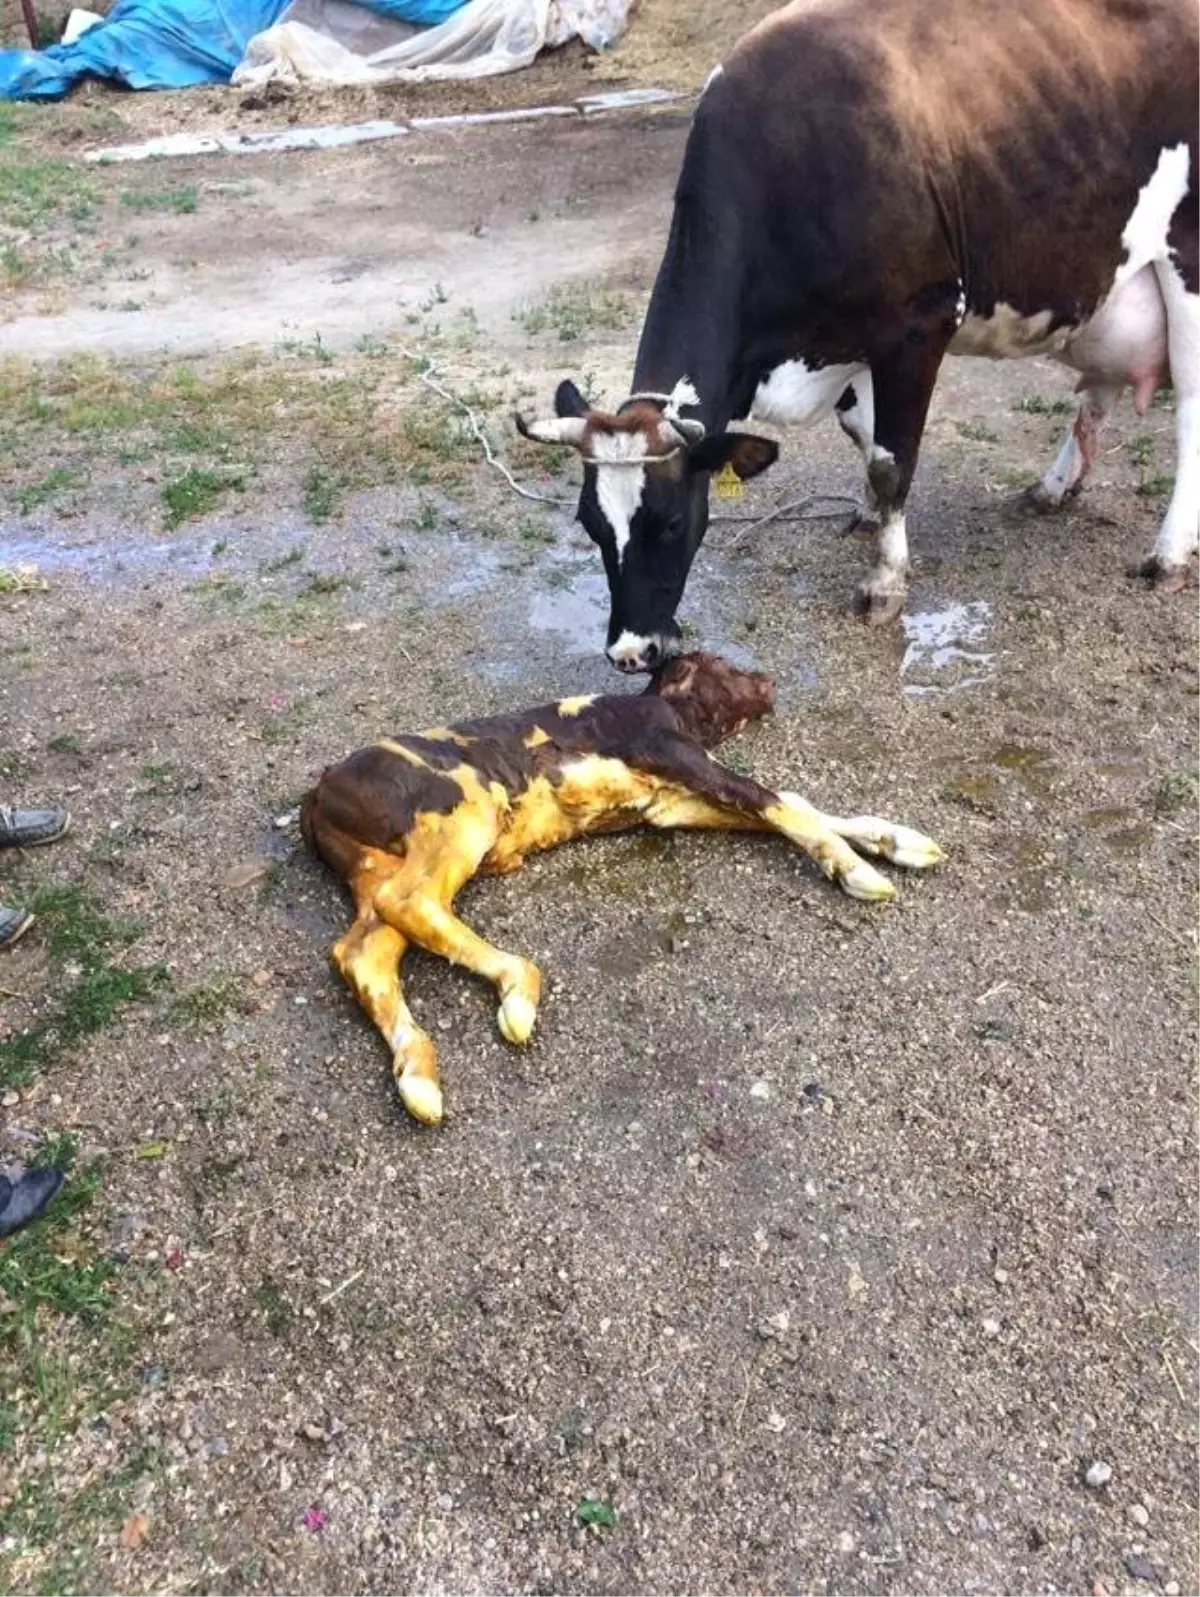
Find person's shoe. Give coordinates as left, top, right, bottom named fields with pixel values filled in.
left=0, top=906, right=34, bottom=949
left=0, top=805, right=71, bottom=848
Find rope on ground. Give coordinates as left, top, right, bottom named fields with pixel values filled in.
left=403, top=350, right=571, bottom=508
left=402, top=350, right=859, bottom=536
left=715, top=492, right=861, bottom=547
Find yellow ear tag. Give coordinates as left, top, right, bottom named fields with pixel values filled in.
left=714, top=462, right=744, bottom=500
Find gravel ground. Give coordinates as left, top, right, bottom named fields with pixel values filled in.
left=0, top=68, right=1196, bottom=1597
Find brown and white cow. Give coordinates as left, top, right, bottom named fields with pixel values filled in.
left=518, top=0, right=1199, bottom=670
left=302, top=653, right=942, bottom=1126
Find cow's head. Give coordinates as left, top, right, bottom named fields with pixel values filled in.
left=516, top=379, right=778, bottom=673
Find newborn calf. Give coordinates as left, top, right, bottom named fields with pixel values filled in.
left=302, top=653, right=942, bottom=1126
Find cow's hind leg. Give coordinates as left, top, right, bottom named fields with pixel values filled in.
left=835, top=373, right=881, bottom=533
left=1134, top=254, right=1199, bottom=589
left=855, top=303, right=956, bottom=624
left=1025, top=384, right=1119, bottom=511
left=332, top=911, right=443, bottom=1127
left=375, top=882, right=543, bottom=1053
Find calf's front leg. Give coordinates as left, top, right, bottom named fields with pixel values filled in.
left=331, top=914, right=444, bottom=1127
left=641, top=739, right=942, bottom=901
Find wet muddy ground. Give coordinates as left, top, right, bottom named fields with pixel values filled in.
left=0, top=72, right=1197, bottom=1597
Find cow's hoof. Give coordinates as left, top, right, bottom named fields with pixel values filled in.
left=1015, top=480, right=1080, bottom=516
left=852, top=583, right=907, bottom=626
left=841, top=510, right=880, bottom=538
left=1128, top=555, right=1193, bottom=593
left=498, top=989, right=538, bottom=1046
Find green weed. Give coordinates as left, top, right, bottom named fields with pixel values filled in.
left=163, top=466, right=245, bottom=528
left=12, top=466, right=82, bottom=514
left=513, top=281, right=634, bottom=342
left=120, top=184, right=197, bottom=215
left=1015, top=394, right=1073, bottom=416
left=955, top=420, right=1000, bottom=444
left=0, top=886, right=167, bottom=1090
left=303, top=464, right=343, bottom=523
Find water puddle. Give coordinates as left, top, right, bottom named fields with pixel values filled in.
left=0, top=530, right=216, bottom=583
left=900, top=600, right=995, bottom=696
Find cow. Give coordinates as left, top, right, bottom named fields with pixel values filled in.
left=516, top=0, right=1199, bottom=672
left=302, top=653, right=942, bottom=1126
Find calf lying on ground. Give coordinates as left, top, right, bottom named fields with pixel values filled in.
left=302, top=653, right=943, bottom=1126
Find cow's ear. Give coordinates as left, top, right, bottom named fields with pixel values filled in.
left=688, top=432, right=779, bottom=480
left=555, top=380, right=591, bottom=419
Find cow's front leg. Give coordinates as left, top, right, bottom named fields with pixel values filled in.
left=855, top=312, right=955, bottom=624
left=1025, top=384, right=1119, bottom=511
left=1133, top=259, right=1199, bottom=590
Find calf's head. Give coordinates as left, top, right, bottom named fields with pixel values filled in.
left=516, top=380, right=778, bottom=673
left=648, top=650, right=776, bottom=747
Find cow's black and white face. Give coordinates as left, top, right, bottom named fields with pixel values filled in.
left=517, top=380, right=779, bottom=673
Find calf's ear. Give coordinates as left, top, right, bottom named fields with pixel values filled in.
left=555, top=380, right=591, bottom=418
left=688, top=431, right=779, bottom=480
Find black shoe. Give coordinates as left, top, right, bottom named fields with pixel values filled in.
left=0, top=1167, right=66, bottom=1237
left=0, top=906, right=34, bottom=949
left=0, top=805, right=71, bottom=848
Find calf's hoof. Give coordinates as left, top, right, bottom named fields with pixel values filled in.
left=498, top=989, right=538, bottom=1047
left=394, top=1030, right=444, bottom=1126
left=1128, top=555, right=1193, bottom=593
left=398, top=1074, right=444, bottom=1127
left=852, top=582, right=907, bottom=627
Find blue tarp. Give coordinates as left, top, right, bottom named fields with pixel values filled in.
left=0, top=0, right=469, bottom=99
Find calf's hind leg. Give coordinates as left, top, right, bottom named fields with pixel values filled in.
left=331, top=910, right=444, bottom=1127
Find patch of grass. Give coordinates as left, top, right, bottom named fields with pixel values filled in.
left=1154, top=768, right=1198, bottom=815
left=163, top=466, right=245, bottom=528
left=167, top=976, right=244, bottom=1029
left=1014, top=394, right=1073, bottom=416
left=1135, top=473, right=1174, bottom=499
left=302, top=571, right=353, bottom=596
left=0, top=1126, right=162, bottom=1597
left=120, top=184, right=197, bottom=215
left=1127, top=435, right=1156, bottom=469
left=955, top=420, right=1000, bottom=444
left=0, top=153, right=95, bottom=230
left=261, top=543, right=306, bottom=573
left=0, top=885, right=167, bottom=1091
left=12, top=465, right=83, bottom=514
left=138, top=759, right=174, bottom=787
left=513, top=281, right=634, bottom=342
left=303, top=464, right=344, bottom=523
left=253, top=1277, right=296, bottom=1338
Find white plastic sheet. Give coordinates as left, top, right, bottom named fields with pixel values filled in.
left=232, top=0, right=632, bottom=89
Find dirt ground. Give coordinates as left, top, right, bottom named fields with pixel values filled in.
left=0, top=13, right=1197, bottom=1595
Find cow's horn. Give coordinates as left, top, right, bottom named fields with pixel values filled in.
left=514, top=413, right=588, bottom=448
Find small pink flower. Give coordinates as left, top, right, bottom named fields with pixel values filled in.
left=267, top=693, right=288, bottom=712
left=303, top=1506, right=327, bottom=1534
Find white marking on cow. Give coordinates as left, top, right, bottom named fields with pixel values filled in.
left=1149, top=258, right=1200, bottom=571
left=701, top=63, right=724, bottom=96
left=950, top=303, right=1073, bottom=359
left=1116, top=143, right=1191, bottom=289
left=954, top=282, right=966, bottom=327
left=836, top=371, right=875, bottom=463
left=751, top=358, right=866, bottom=428
left=877, top=511, right=908, bottom=579
left=607, top=629, right=658, bottom=669
left=590, top=429, right=650, bottom=558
